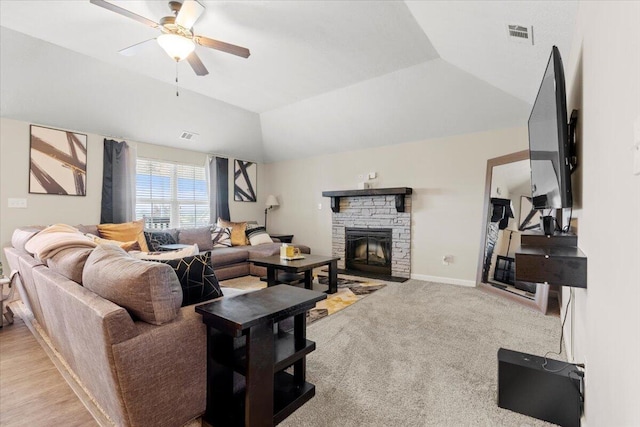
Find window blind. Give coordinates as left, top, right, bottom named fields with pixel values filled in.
left=136, top=158, right=209, bottom=228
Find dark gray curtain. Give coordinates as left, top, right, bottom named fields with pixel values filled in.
left=207, top=156, right=230, bottom=222
left=101, top=139, right=135, bottom=224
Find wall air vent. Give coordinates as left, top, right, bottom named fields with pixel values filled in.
left=507, top=24, right=534, bottom=45
left=179, top=131, right=198, bottom=141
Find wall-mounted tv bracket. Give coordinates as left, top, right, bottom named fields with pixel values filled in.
left=568, top=109, right=579, bottom=173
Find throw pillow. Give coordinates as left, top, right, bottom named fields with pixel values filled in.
left=246, top=226, right=273, bottom=246
left=82, top=245, right=182, bottom=325
left=151, top=253, right=223, bottom=306
left=131, top=244, right=199, bottom=260
left=216, top=218, right=248, bottom=246
left=212, top=227, right=232, bottom=248
left=88, top=234, right=141, bottom=251
left=97, top=219, right=149, bottom=252
left=177, top=226, right=214, bottom=251
left=144, top=229, right=178, bottom=252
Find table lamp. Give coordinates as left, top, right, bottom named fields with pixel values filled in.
left=264, top=195, right=279, bottom=229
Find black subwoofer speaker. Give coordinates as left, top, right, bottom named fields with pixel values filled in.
left=498, top=348, right=582, bottom=427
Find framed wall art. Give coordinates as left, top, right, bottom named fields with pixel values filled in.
left=234, top=159, right=256, bottom=202
left=29, top=125, right=87, bottom=196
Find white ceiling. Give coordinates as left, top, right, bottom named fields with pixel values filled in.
left=0, top=1, right=578, bottom=163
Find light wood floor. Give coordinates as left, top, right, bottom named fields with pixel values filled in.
left=0, top=315, right=97, bottom=427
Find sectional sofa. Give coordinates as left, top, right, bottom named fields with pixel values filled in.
left=3, top=224, right=310, bottom=427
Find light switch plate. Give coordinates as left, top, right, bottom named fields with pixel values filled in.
left=634, top=116, right=640, bottom=176
left=8, top=198, right=27, bottom=208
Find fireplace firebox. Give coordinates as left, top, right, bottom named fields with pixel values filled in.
left=345, top=228, right=392, bottom=276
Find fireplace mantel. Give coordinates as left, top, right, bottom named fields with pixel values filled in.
left=322, top=187, right=413, bottom=213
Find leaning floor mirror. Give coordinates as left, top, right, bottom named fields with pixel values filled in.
left=476, top=150, right=552, bottom=314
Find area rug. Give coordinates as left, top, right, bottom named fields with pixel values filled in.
left=220, top=275, right=386, bottom=326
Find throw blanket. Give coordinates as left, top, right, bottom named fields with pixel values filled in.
left=24, top=224, right=97, bottom=261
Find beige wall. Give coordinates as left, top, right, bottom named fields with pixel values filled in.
left=562, top=2, right=640, bottom=425
left=0, top=117, right=264, bottom=267
left=263, top=126, right=528, bottom=284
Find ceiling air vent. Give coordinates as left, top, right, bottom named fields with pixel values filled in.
left=179, top=131, right=198, bottom=142
left=506, top=24, right=534, bottom=45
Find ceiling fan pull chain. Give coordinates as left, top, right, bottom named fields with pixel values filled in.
left=176, top=61, right=179, bottom=97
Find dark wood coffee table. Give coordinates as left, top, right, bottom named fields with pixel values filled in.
left=248, top=254, right=340, bottom=294
left=196, top=285, right=327, bottom=427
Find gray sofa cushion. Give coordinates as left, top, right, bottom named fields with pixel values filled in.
left=47, top=247, right=94, bottom=284
left=83, top=245, right=182, bottom=325
left=75, top=224, right=99, bottom=236
left=11, top=226, right=45, bottom=252
left=178, top=226, right=214, bottom=251
left=246, top=243, right=311, bottom=259
left=209, top=247, right=250, bottom=267
left=246, top=243, right=282, bottom=259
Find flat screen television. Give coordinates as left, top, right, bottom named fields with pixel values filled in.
left=528, top=46, right=573, bottom=210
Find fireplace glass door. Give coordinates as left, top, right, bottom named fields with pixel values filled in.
left=345, top=228, right=392, bottom=276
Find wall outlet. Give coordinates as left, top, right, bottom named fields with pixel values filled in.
left=368, top=172, right=377, bottom=180
left=317, top=203, right=322, bottom=210
left=442, top=255, right=453, bottom=265
left=8, top=198, right=27, bottom=208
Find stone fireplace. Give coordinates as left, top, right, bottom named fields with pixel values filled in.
left=323, top=188, right=412, bottom=279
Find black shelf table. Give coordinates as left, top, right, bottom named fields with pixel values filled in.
left=249, top=254, right=340, bottom=294
left=196, top=285, right=327, bottom=427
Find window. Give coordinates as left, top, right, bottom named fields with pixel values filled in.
left=136, top=158, right=209, bottom=229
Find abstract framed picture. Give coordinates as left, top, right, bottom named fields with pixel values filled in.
left=234, top=159, right=257, bottom=202
left=29, top=125, right=87, bottom=196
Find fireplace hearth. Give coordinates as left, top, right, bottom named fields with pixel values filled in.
left=345, top=228, right=392, bottom=276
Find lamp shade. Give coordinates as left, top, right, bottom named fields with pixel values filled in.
left=157, top=34, right=195, bottom=61
left=265, top=195, right=279, bottom=208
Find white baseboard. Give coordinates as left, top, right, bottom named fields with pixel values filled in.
left=410, top=274, right=476, bottom=287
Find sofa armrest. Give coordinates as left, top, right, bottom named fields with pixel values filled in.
left=111, top=307, right=207, bottom=427
left=32, top=267, right=138, bottom=426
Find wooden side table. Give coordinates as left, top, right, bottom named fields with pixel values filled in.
left=249, top=255, right=340, bottom=294
left=196, top=285, right=326, bottom=426
left=270, top=234, right=294, bottom=244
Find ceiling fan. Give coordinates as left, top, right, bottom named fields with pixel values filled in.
left=89, top=0, right=250, bottom=76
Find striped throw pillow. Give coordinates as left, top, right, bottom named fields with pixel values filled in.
left=246, top=226, right=273, bottom=246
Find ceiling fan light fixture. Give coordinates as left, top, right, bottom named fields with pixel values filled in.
left=157, top=33, right=195, bottom=61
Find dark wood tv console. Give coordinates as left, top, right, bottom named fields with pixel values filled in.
left=515, top=231, right=587, bottom=289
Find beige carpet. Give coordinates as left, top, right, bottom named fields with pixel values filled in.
left=275, top=280, right=564, bottom=427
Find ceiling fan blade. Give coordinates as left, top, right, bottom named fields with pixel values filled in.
left=194, top=36, right=250, bottom=58
left=90, top=0, right=159, bottom=28
left=176, top=0, right=205, bottom=30
left=118, top=39, right=157, bottom=57
left=187, top=52, right=209, bottom=76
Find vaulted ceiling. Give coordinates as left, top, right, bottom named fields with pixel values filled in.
left=0, top=1, right=578, bottom=163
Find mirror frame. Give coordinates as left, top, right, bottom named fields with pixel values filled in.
left=476, top=150, right=551, bottom=314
